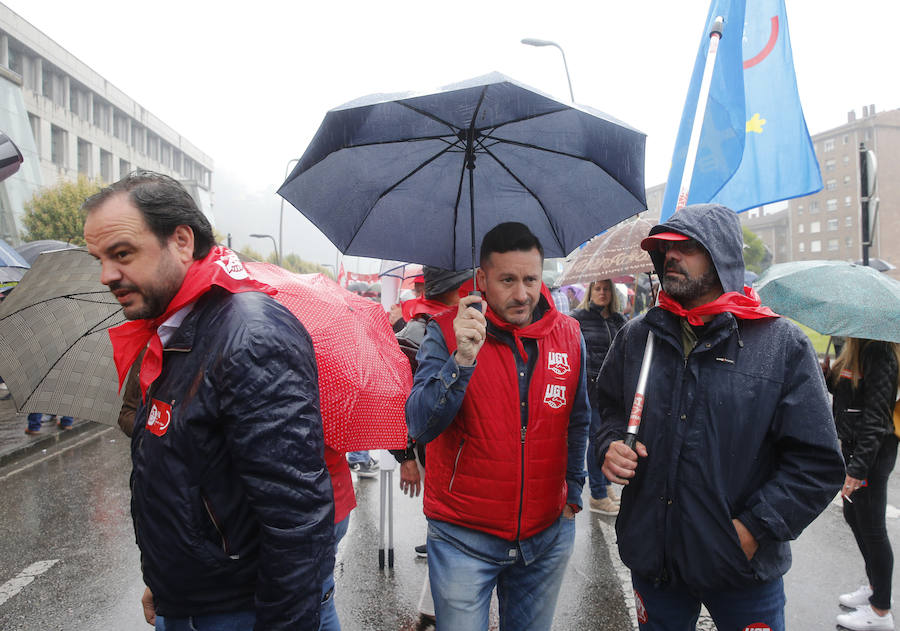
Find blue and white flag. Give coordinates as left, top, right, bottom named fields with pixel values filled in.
left=661, top=0, right=822, bottom=220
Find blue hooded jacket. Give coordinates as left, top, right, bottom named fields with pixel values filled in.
left=595, top=204, right=844, bottom=590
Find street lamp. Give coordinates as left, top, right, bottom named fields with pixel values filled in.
left=520, top=38, right=575, bottom=102
left=250, top=233, right=279, bottom=265
left=278, top=157, right=300, bottom=269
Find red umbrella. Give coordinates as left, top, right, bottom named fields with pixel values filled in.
left=557, top=217, right=656, bottom=286
left=247, top=264, right=410, bottom=451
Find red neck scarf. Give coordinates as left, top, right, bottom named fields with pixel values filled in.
left=409, top=297, right=454, bottom=319
left=484, top=285, right=559, bottom=361
left=107, top=246, right=276, bottom=398
left=657, top=286, right=778, bottom=326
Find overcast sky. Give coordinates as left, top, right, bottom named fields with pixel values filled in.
left=8, top=1, right=898, bottom=271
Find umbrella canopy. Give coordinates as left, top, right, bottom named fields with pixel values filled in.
left=0, top=237, right=29, bottom=284
left=755, top=260, right=900, bottom=343
left=0, top=248, right=125, bottom=424
left=854, top=258, right=895, bottom=273
left=246, top=264, right=410, bottom=451
left=278, top=72, right=646, bottom=272
left=15, top=239, right=77, bottom=265
left=557, top=217, right=655, bottom=285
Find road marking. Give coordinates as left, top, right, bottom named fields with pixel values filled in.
left=0, top=560, right=59, bottom=606
left=0, top=427, right=113, bottom=482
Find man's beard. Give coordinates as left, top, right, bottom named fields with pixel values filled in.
left=663, top=263, right=720, bottom=304
left=112, top=253, right=184, bottom=320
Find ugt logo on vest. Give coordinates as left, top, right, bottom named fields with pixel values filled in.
left=543, top=384, right=567, bottom=409
left=147, top=399, right=172, bottom=437
left=547, top=351, right=571, bottom=376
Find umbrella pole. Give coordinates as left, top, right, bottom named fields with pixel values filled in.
left=466, top=128, right=483, bottom=305
left=625, top=16, right=724, bottom=453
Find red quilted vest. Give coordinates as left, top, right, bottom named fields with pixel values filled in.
left=424, top=303, right=581, bottom=540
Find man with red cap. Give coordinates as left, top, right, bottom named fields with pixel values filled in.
left=596, top=204, right=844, bottom=631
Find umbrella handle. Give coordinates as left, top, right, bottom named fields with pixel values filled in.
left=468, top=290, right=483, bottom=312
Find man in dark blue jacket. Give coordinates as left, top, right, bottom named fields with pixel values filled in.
left=597, top=204, right=844, bottom=631
left=84, top=172, right=333, bottom=631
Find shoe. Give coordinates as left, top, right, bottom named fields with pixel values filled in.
left=414, top=614, right=436, bottom=631
left=841, top=585, right=875, bottom=608
left=589, top=496, right=619, bottom=515
left=24, top=428, right=42, bottom=435
left=350, top=458, right=379, bottom=478
left=56, top=420, right=73, bottom=430
left=836, top=605, right=894, bottom=630
left=606, top=487, right=620, bottom=504
left=415, top=544, right=428, bottom=558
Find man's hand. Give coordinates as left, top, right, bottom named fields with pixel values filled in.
left=732, top=518, right=758, bottom=560
left=562, top=504, right=576, bottom=519
left=453, top=294, right=487, bottom=366
left=601, top=439, right=648, bottom=485
left=141, top=587, right=155, bottom=625
left=399, top=460, right=421, bottom=497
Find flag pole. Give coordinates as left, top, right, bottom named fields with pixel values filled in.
left=624, top=15, right=725, bottom=451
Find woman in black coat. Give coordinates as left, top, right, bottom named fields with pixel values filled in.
left=830, top=338, right=900, bottom=631
left=570, top=279, right=626, bottom=515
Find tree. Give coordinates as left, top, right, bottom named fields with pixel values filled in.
left=21, top=176, right=102, bottom=245
left=742, top=226, right=770, bottom=275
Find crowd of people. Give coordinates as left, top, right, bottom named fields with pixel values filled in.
left=2, top=169, right=887, bottom=631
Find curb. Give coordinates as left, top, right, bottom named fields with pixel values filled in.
left=0, top=420, right=107, bottom=469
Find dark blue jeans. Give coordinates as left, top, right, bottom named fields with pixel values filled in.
left=155, top=611, right=255, bottom=630
left=587, top=407, right=609, bottom=498
left=843, top=434, right=899, bottom=611
left=632, top=573, right=785, bottom=631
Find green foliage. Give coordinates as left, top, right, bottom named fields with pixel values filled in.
left=280, top=252, right=334, bottom=278
left=21, top=175, right=102, bottom=245
left=237, top=246, right=264, bottom=262
left=742, top=226, right=768, bottom=274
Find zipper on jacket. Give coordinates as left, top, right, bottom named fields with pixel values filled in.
left=202, top=494, right=236, bottom=558
left=514, top=423, right=527, bottom=540
left=448, top=439, right=466, bottom=493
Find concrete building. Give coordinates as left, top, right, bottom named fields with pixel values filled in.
left=788, top=106, right=900, bottom=281
left=0, top=3, right=213, bottom=244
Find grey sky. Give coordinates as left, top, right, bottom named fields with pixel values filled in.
left=8, top=1, right=898, bottom=271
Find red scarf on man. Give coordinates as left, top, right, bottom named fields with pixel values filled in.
left=657, top=286, right=778, bottom=326
left=107, top=246, right=276, bottom=398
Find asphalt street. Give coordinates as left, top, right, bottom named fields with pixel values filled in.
left=1, top=433, right=899, bottom=630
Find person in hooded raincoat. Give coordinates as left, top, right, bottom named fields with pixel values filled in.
left=596, top=204, right=845, bottom=631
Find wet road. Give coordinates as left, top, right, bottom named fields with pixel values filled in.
left=2, top=433, right=900, bottom=630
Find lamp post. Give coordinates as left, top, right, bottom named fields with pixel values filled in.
left=250, top=233, right=279, bottom=265
left=520, top=38, right=575, bottom=102
left=278, top=158, right=300, bottom=269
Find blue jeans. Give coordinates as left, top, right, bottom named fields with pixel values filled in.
left=347, top=451, right=369, bottom=464
left=319, top=515, right=349, bottom=631
left=631, top=573, right=785, bottom=631
left=587, top=407, right=609, bottom=498
left=155, top=611, right=255, bottom=630
left=26, top=414, right=73, bottom=431
left=427, top=515, right=575, bottom=631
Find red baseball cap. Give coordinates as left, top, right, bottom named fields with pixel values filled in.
left=640, top=231, right=690, bottom=251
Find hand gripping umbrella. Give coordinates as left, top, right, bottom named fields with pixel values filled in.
left=278, top=72, right=647, bottom=284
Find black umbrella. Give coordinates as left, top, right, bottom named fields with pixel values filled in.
left=15, top=239, right=77, bottom=265
left=278, top=72, right=646, bottom=279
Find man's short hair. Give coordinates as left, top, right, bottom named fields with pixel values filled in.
left=479, top=222, right=544, bottom=267
left=82, top=171, right=215, bottom=260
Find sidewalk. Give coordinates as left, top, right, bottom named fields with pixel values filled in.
left=0, top=395, right=104, bottom=468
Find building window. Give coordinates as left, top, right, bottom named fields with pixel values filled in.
left=842, top=134, right=849, bottom=144
left=844, top=196, right=852, bottom=207
left=28, top=113, right=40, bottom=148
left=827, top=239, right=839, bottom=251
left=823, top=139, right=835, bottom=152
left=77, top=138, right=91, bottom=176
left=811, top=240, right=822, bottom=253
left=796, top=204, right=804, bottom=215
left=810, top=221, right=821, bottom=233
left=810, top=200, right=819, bottom=213
left=844, top=175, right=851, bottom=186
left=845, top=216, right=853, bottom=228
left=826, top=179, right=837, bottom=191
left=827, top=218, right=838, bottom=231
left=865, top=130, right=871, bottom=141
left=120, top=159, right=130, bottom=178
left=826, top=198, right=838, bottom=211
left=50, top=125, right=67, bottom=167
left=825, top=159, right=836, bottom=172
left=100, top=150, right=113, bottom=183
left=798, top=242, right=806, bottom=253
left=843, top=155, right=850, bottom=166
left=798, top=223, right=805, bottom=234
left=846, top=237, right=853, bottom=248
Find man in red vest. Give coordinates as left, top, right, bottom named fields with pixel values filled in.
left=406, top=222, right=590, bottom=631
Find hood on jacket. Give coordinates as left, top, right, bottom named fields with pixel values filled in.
left=645, top=204, right=746, bottom=294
